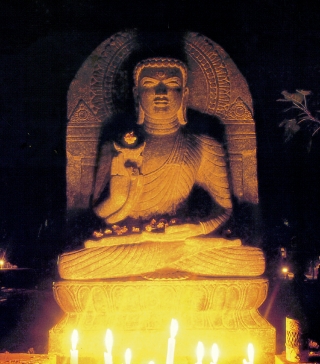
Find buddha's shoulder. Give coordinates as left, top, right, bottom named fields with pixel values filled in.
left=184, top=132, right=226, bottom=157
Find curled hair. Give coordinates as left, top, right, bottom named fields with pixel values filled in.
left=134, top=58, right=188, bottom=87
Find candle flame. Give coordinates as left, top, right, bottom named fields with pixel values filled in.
left=248, top=343, right=254, bottom=364
left=196, top=341, right=204, bottom=363
left=170, top=318, right=178, bottom=339
left=211, top=343, right=219, bottom=364
left=243, top=343, right=254, bottom=364
left=125, top=348, right=132, bottom=364
left=105, top=329, right=113, bottom=353
left=71, top=329, right=78, bottom=351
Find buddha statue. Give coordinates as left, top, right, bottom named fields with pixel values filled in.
left=58, top=57, right=265, bottom=280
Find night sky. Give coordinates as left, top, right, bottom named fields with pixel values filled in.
left=1, top=0, right=320, bottom=272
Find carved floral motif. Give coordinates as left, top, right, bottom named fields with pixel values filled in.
left=226, top=97, right=253, bottom=120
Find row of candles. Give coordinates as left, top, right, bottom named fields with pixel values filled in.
left=70, top=319, right=254, bottom=364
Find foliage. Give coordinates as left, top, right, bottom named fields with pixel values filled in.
left=278, top=90, right=320, bottom=149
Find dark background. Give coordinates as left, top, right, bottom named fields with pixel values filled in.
left=1, top=0, right=320, bottom=274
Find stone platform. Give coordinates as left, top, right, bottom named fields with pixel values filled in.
left=0, top=353, right=56, bottom=364
left=49, top=277, right=275, bottom=364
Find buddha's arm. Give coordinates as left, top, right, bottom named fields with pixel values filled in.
left=163, top=136, right=232, bottom=238
left=195, top=135, right=233, bottom=235
left=94, top=150, right=144, bottom=223
left=94, top=175, right=130, bottom=219
left=104, top=172, right=144, bottom=224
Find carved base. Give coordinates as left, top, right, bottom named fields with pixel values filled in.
left=49, top=277, right=275, bottom=364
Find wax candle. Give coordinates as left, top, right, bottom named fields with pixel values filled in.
left=104, top=329, right=113, bottom=364
left=196, top=341, right=204, bottom=364
left=166, top=319, right=178, bottom=364
left=70, top=329, right=78, bottom=364
left=243, top=343, right=254, bottom=364
left=125, top=348, right=132, bottom=364
left=210, top=343, right=219, bottom=364
left=248, top=343, right=254, bottom=364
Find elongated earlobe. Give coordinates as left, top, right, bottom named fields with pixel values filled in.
left=137, top=104, right=145, bottom=125
left=177, top=106, right=187, bottom=125
left=177, top=87, right=189, bottom=125
left=133, top=87, right=144, bottom=125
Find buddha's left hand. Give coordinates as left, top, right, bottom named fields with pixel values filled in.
left=163, top=223, right=204, bottom=240
left=85, top=223, right=204, bottom=248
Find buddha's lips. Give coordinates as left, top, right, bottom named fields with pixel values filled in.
left=154, top=97, right=169, bottom=105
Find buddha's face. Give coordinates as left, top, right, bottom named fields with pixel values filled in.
left=136, top=66, right=186, bottom=120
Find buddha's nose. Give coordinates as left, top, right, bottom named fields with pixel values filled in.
left=155, top=82, right=167, bottom=95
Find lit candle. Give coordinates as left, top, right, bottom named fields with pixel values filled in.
left=196, top=341, right=204, bottom=364
left=166, top=318, right=178, bottom=364
left=70, top=329, right=78, bottom=364
left=125, top=348, right=132, bottom=364
left=243, top=343, right=254, bottom=364
left=104, top=329, right=113, bottom=364
left=210, top=343, right=219, bottom=364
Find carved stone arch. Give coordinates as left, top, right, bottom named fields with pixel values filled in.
left=67, top=30, right=258, bottom=209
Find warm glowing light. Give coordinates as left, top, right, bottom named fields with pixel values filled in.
left=70, top=330, right=78, bottom=364
left=248, top=343, right=254, bottom=364
left=0, top=260, right=4, bottom=269
left=105, top=329, right=113, bottom=353
left=149, top=361, right=155, bottom=364
left=196, top=341, right=205, bottom=364
left=282, top=267, right=288, bottom=273
left=125, top=348, right=132, bottom=364
left=210, top=343, right=219, bottom=364
left=166, top=319, right=178, bottom=364
left=243, top=343, right=254, bottom=364
left=71, top=329, right=78, bottom=351
left=170, top=318, right=178, bottom=338
left=104, top=329, right=113, bottom=364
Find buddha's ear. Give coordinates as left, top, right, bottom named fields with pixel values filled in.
left=177, top=87, right=189, bottom=126
left=133, top=87, right=144, bottom=124
left=133, top=86, right=139, bottom=101
left=183, top=86, right=189, bottom=101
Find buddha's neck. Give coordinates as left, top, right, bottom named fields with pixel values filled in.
left=144, top=116, right=180, bottom=135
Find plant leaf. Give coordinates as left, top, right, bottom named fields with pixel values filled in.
left=281, top=91, right=304, bottom=104
left=279, top=118, right=300, bottom=142
left=296, top=89, right=312, bottom=96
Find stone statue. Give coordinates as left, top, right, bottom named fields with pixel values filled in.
left=58, top=57, right=265, bottom=280
left=50, top=32, right=275, bottom=364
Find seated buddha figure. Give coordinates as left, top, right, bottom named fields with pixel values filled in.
left=58, top=58, right=265, bottom=280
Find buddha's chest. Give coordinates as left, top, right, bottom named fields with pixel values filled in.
left=141, top=135, right=177, bottom=175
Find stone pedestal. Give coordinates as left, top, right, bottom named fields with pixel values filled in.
left=49, top=277, right=275, bottom=364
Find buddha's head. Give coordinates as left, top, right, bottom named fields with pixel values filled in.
left=133, top=58, right=189, bottom=128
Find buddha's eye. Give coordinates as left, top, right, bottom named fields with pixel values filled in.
left=166, top=82, right=180, bottom=87
left=140, top=78, right=158, bottom=87
left=164, top=78, right=182, bottom=87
